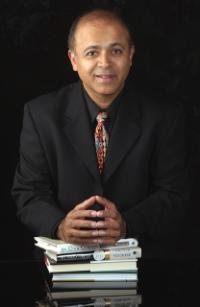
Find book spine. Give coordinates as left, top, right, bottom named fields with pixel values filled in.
left=34, top=238, right=99, bottom=254
left=102, top=238, right=138, bottom=249
left=93, top=247, right=141, bottom=261
left=35, top=243, right=58, bottom=254
left=57, top=244, right=99, bottom=254
left=56, top=252, right=94, bottom=263
left=47, top=247, right=141, bottom=263
left=57, top=239, right=138, bottom=253
left=95, top=295, right=142, bottom=305
left=35, top=237, right=138, bottom=253
left=44, top=254, right=51, bottom=269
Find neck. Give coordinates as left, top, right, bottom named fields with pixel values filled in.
left=82, top=82, right=125, bottom=109
left=84, top=89, right=122, bottom=109
left=93, top=98, right=114, bottom=109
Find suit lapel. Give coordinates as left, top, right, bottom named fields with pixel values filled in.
left=103, top=89, right=141, bottom=183
left=62, top=82, right=100, bottom=182
left=62, top=82, right=141, bottom=184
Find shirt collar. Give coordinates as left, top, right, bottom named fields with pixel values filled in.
left=82, top=84, right=122, bottom=124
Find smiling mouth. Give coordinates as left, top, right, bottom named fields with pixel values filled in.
left=95, top=74, right=116, bottom=81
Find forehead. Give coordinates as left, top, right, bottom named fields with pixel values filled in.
left=74, top=16, right=130, bottom=47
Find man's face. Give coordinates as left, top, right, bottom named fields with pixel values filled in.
left=68, top=17, right=134, bottom=106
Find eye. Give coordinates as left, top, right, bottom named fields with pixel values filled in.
left=112, top=48, right=123, bottom=55
left=85, top=50, right=98, bottom=57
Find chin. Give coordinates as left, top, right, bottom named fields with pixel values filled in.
left=97, top=85, right=121, bottom=94
left=97, top=91, right=117, bottom=98
left=101, top=89, right=122, bottom=97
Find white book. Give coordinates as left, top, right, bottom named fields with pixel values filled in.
left=52, top=272, right=137, bottom=282
left=34, top=237, right=98, bottom=254
left=51, top=289, right=138, bottom=300
left=34, top=236, right=138, bottom=255
left=93, top=246, right=142, bottom=261
left=45, top=256, right=137, bottom=273
left=52, top=280, right=137, bottom=289
left=46, top=246, right=141, bottom=262
left=104, top=238, right=138, bottom=248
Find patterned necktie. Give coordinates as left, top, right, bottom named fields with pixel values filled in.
left=94, top=112, right=109, bottom=174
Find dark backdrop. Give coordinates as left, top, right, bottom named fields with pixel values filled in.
left=1, top=0, right=200, bottom=260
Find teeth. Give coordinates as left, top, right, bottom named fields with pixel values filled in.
left=97, top=75, right=113, bottom=78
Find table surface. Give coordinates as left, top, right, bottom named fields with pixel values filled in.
left=1, top=258, right=200, bottom=307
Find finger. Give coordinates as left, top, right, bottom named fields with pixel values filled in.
left=98, top=229, right=120, bottom=237
left=70, top=228, right=99, bottom=238
left=96, top=237, right=118, bottom=245
left=96, top=208, right=118, bottom=219
left=95, top=196, right=114, bottom=208
left=75, top=196, right=97, bottom=210
left=66, top=219, right=97, bottom=229
left=96, top=218, right=119, bottom=230
left=104, top=217, right=121, bottom=229
left=69, top=209, right=97, bottom=220
left=64, top=237, right=100, bottom=244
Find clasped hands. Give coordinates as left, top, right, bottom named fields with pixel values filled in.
left=57, top=195, right=126, bottom=245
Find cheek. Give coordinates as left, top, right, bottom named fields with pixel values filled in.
left=78, top=62, right=95, bottom=74
left=116, top=61, right=132, bottom=75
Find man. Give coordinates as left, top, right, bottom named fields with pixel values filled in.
left=12, top=8, right=187, bottom=255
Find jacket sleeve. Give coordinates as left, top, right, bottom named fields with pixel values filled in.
left=11, top=103, right=65, bottom=238
left=123, top=103, right=189, bottom=242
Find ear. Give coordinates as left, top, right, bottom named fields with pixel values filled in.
left=68, top=50, right=78, bottom=71
left=129, top=46, right=135, bottom=66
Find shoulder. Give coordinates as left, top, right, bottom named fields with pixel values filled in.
left=141, top=94, right=180, bottom=117
left=124, top=83, right=182, bottom=124
left=135, top=91, right=183, bottom=126
left=20, top=82, right=83, bottom=140
left=25, top=82, right=80, bottom=114
left=22, top=82, right=81, bottom=127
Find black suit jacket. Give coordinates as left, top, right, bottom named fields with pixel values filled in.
left=12, top=81, right=188, bottom=256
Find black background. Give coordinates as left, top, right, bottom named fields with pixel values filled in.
left=1, top=0, right=200, bottom=261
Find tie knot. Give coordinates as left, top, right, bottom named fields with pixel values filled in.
left=96, top=111, right=109, bottom=123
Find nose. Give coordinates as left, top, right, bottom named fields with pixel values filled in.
left=97, top=51, right=111, bottom=68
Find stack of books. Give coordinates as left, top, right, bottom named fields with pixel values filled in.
left=36, top=291, right=142, bottom=307
left=34, top=236, right=142, bottom=306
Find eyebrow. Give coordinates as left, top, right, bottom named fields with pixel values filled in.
left=83, top=43, right=125, bottom=53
